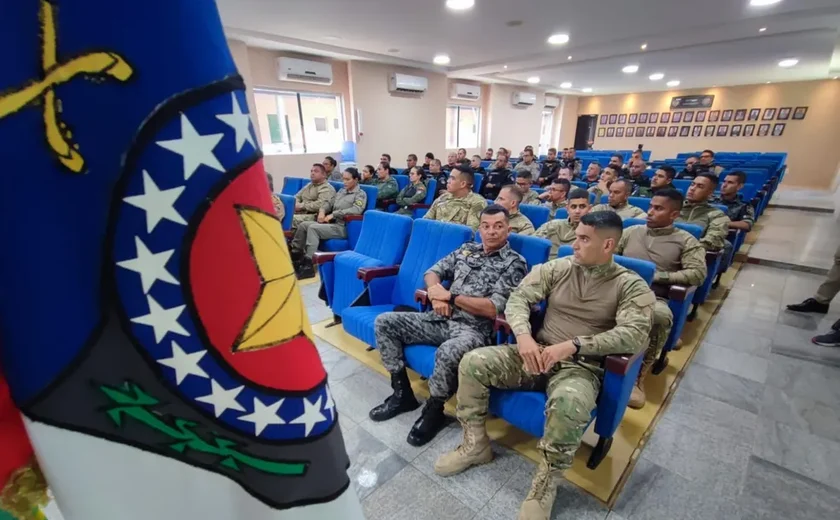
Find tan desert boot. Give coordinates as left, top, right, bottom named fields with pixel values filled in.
left=518, top=461, right=560, bottom=520
left=628, top=383, right=646, bottom=409
left=434, top=421, right=493, bottom=477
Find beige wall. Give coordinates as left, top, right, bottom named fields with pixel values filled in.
left=486, top=84, right=544, bottom=153
left=554, top=95, right=579, bottom=150
left=579, top=80, right=840, bottom=189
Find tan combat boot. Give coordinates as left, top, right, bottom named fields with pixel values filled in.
left=628, top=359, right=652, bottom=410
left=673, top=338, right=684, bottom=351
left=518, top=461, right=560, bottom=520
left=433, top=421, right=493, bottom=477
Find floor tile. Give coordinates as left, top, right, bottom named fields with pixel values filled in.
left=680, top=363, right=764, bottom=413
left=692, top=342, right=768, bottom=383
left=343, top=421, right=409, bottom=500
left=770, top=325, right=840, bottom=368
left=318, top=341, right=365, bottom=382
left=701, top=322, right=772, bottom=358
left=362, top=465, right=475, bottom=520
left=358, top=408, right=436, bottom=462
left=759, top=384, right=840, bottom=444
left=665, top=388, right=758, bottom=441
left=764, top=354, right=840, bottom=409
left=330, top=369, right=394, bottom=424
left=753, top=417, right=840, bottom=491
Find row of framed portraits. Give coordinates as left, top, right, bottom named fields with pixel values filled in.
left=596, top=123, right=787, bottom=138
left=598, top=106, right=807, bottom=126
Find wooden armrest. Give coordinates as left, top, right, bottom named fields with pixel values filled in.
left=414, top=289, right=429, bottom=306
left=357, top=265, right=400, bottom=282
left=667, top=284, right=690, bottom=301
left=494, top=314, right=512, bottom=335
left=312, top=252, right=338, bottom=265
left=379, top=199, right=396, bottom=207
left=604, top=347, right=646, bottom=375
left=344, top=214, right=364, bottom=222
left=409, top=203, right=431, bottom=210
left=284, top=230, right=294, bottom=239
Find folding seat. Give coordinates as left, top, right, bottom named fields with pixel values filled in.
left=473, top=173, right=484, bottom=194
left=474, top=231, right=552, bottom=271
left=320, top=184, right=378, bottom=252
left=406, top=179, right=439, bottom=219
left=519, top=204, right=550, bottom=230
left=571, top=181, right=588, bottom=190
left=672, top=179, right=691, bottom=194
left=554, top=208, right=568, bottom=220
left=480, top=160, right=492, bottom=169
left=281, top=177, right=305, bottom=196
left=277, top=194, right=295, bottom=231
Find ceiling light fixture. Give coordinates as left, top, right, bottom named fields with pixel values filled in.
left=503, top=65, right=508, bottom=69
left=568, top=55, right=573, bottom=60
left=749, top=0, right=782, bottom=6
left=622, top=64, right=639, bottom=73
left=433, top=54, right=451, bottom=65
left=527, top=76, right=541, bottom=84
left=759, top=27, right=767, bottom=32
left=582, top=87, right=593, bottom=93
left=778, top=58, right=799, bottom=68
left=666, top=80, right=681, bottom=87
left=548, top=33, right=570, bottom=45
left=649, top=73, right=665, bottom=81
left=640, top=43, right=648, bottom=50
left=445, top=0, right=475, bottom=11
left=560, top=82, right=572, bottom=88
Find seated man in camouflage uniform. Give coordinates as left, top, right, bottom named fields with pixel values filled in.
left=711, top=170, right=755, bottom=235
left=678, top=173, right=730, bottom=252
left=434, top=212, right=655, bottom=520
left=494, top=185, right=535, bottom=235
left=370, top=206, right=527, bottom=447
left=424, top=165, right=487, bottom=230
left=538, top=178, right=570, bottom=219
left=615, top=189, right=707, bottom=409
left=534, top=188, right=591, bottom=257
left=590, top=179, right=646, bottom=219
left=290, top=168, right=367, bottom=279
left=293, top=163, right=336, bottom=230
left=514, top=171, right=541, bottom=205
left=372, top=161, right=400, bottom=207
left=634, top=165, right=676, bottom=198
left=583, top=162, right=601, bottom=185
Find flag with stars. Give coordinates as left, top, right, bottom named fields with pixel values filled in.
left=0, top=1, right=363, bottom=519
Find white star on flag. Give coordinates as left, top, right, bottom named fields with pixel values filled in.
left=323, top=386, right=336, bottom=420
left=123, top=170, right=187, bottom=233
left=238, top=397, right=286, bottom=436
left=157, top=113, right=224, bottom=180
left=157, top=340, right=208, bottom=385
left=130, top=294, right=189, bottom=343
left=196, top=380, right=246, bottom=418
left=291, top=396, right=327, bottom=437
left=216, top=93, right=255, bottom=153
left=117, top=236, right=179, bottom=294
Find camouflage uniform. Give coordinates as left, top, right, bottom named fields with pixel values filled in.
left=271, top=193, right=286, bottom=222
left=544, top=199, right=567, bottom=219
left=328, top=168, right=343, bottom=181
left=375, top=242, right=527, bottom=399
left=711, top=194, right=755, bottom=231
left=424, top=192, right=488, bottom=230
left=588, top=184, right=608, bottom=201
left=395, top=181, right=427, bottom=215
left=508, top=211, right=535, bottom=235
left=534, top=218, right=578, bottom=258
left=293, top=181, right=336, bottom=228
left=678, top=201, right=730, bottom=251
left=291, top=187, right=367, bottom=256
left=634, top=183, right=675, bottom=198
left=590, top=202, right=646, bottom=220
left=514, top=161, right=541, bottom=178
left=372, top=176, right=399, bottom=201
left=616, top=225, right=707, bottom=374
left=456, top=257, right=654, bottom=473
left=522, top=189, right=542, bottom=206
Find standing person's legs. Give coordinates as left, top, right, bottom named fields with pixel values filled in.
left=788, top=242, right=840, bottom=313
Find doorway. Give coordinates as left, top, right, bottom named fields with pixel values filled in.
left=574, top=115, right=597, bottom=151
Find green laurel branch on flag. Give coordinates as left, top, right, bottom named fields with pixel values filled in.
left=100, top=382, right=308, bottom=477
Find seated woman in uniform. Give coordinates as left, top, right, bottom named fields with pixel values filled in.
left=394, top=166, right=428, bottom=215
left=290, top=167, right=368, bottom=279
left=360, top=164, right=376, bottom=185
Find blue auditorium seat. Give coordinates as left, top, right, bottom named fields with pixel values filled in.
left=320, top=184, right=379, bottom=253
left=572, top=181, right=588, bottom=190
left=329, top=180, right=343, bottom=192
left=277, top=194, right=295, bottom=231
left=554, top=208, right=568, bottom=220
left=410, top=178, right=438, bottom=219
left=519, top=204, right=550, bottom=230
left=474, top=232, right=552, bottom=271
left=281, top=177, right=305, bottom=196
left=473, top=173, right=484, bottom=194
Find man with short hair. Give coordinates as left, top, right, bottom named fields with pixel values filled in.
left=534, top=188, right=591, bottom=257
left=435, top=211, right=655, bottom=519
left=425, top=166, right=488, bottom=230
left=695, top=149, right=723, bottom=176
left=616, top=188, right=707, bottom=408
left=626, top=159, right=651, bottom=190
left=495, top=185, right=535, bottom=235
left=444, top=151, right=458, bottom=173
left=584, top=162, right=602, bottom=184
left=539, top=178, right=571, bottom=219
left=482, top=156, right=513, bottom=200
left=678, top=173, right=730, bottom=251
left=609, top=154, right=629, bottom=178
left=484, top=148, right=494, bottom=161
left=589, top=165, right=618, bottom=200
left=406, top=153, right=418, bottom=171
left=457, top=148, right=468, bottom=162
left=293, top=164, right=337, bottom=229
left=515, top=171, right=541, bottom=205
left=711, top=171, right=755, bottom=232
left=514, top=150, right=541, bottom=179
left=556, top=167, right=573, bottom=182
left=371, top=206, right=527, bottom=446
left=424, top=152, right=435, bottom=169
left=560, top=148, right=582, bottom=178
left=324, top=155, right=341, bottom=181
left=676, top=155, right=699, bottom=179
left=591, top=179, right=646, bottom=219
left=470, top=155, right=487, bottom=174
left=636, top=166, right=676, bottom=197
left=536, top=147, right=561, bottom=186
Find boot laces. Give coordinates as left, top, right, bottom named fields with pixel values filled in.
left=455, top=426, right=476, bottom=455
left=527, top=467, right=554, bottom=506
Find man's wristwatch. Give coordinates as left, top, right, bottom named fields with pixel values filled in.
left=572, top=337, right=582, bottom=357
left=449, top=293, right=458, bottom=306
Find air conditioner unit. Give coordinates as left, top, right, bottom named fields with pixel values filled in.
left=277, top=57, right=334, bottom=85
left=512, top=91, right=537, bottom=107
left=544, top=95, right=560, bottom=108
left=451, top=82, right=480, bottom=100
left=389, top=73, right=428, bottom=94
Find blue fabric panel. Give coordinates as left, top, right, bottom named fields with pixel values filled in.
left=693, top=253, right=723, bottom=305
left=393, top=175, right=409, bottom=191
left=519, top=204, right=550, bottom=230
left=473, top=173, right=484, bottom=193
left=368, top=276, right=398, bottom=306
left=672, top=179, right=692, bottom=193
left=557, top=247, right=655, bottom=285
left=404, top=345, right=438, bottom=378
left=664, top=286, right=697, bottom=353
left=571, top=181, right=588, bottom=190
left=341, top=305, right=396, bottom=348
left=281, top=177, right=305, bottom=196
left=674, top=222, right=703, bottom=239
left=424, top=179, right=437, bottom=205
left=332, top=252, right=387, bottom=317
left=554, top=208, right=568, bottom=220
left=488, top=389, right=549, bottom=438
left=594, top=352, right=643, bottom=437
left=318, top=262, right=336, bottom=308
left=321, top=239, right=350, bottom=252
left=355, top=212, right=413, bottom=265
left=278, top=193, right=295, bottom=230
left=329, top=180, right=343, bottom=192
left=359, top=184, right=378, bottom=211
left=628, top=197, right=651, bottom=212
left=508, top=234, right=552, bottom=271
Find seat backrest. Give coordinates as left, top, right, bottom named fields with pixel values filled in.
left=674, top=222, right=703, bottom=239
left=355, top=211, right=413, bottom=264
left=358, top=184, right=378, bottom=211
left=672, top=179, right=692, bottom=193
left=473, top=173, right=484, bottom=193
left=554, top=208, right=568, bottom=220
left=424, top=178, right=437, bottom=204
left=556, top=246, right=656, bottom=286
left=392, top=219, right=474, bottom=307
left=628, top=197, right=651, bottom=212
left=571, top=181, right=588, bottom=190
left=393, top=174, right=410, bottom=192
left=519, top=204, right=550, bottom=230
left=281, top=177, right=305, bottom=196
left=508, top=233, right=552, bottom=271
left=278, top=193, right=295, bottom=230
left=329, top=180, right=343, bottom=192
left=623, top=218, right=646, bottom=229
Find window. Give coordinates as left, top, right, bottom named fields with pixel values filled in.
left=254, top=89, right=344, bottom=154
left=538, top=109, right=554, bottom=157
left=446, top=105, right=481, bottom=149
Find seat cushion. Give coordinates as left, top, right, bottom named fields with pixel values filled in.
left=404, top=345, right=438, bottom=379
left=321, top=239, right=350, bottom=252
left=488, top=388, right=597, bottom=439
left=341, top=305, right=395, bottom=347
left=332, top=252, right=387, bottom=317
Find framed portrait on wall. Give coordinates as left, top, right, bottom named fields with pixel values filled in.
left=618, top=114, right=627, bottom=124
left=777, top=107, right=792, bottom=120
left=649, top=112, right=659, bottom=124
left=660, top=112, right=670, bottom=123
left=792, top=106, right=808, bottom=120
left=597, top=127, right=606, bottom=137
left=637, top=126, right=645, bottom=135
left=600, top=114, right=608, bottom=125
left=757, top=123, right=770, bottom=136
left=656, top=126, right=667, bottom=137
left=626, top=127, right=635, bottom=137
left=679, top=125, right=691, bottom=137
left=606, top=127, right=616, bottom=137
left=709, top=110, right=720, bottom=122
left=639, top=113, right=648, bottom=124
left=683, top=111, right=694, bottom=123
left=762, top=108, right=776, bottom=120
left=668, top=126, right=678, bottom=137
left=695, top=110, right=706, bottom=122
left=744, top=124, right=755, bottom=137
left=734, top=109, right=747, bottom=121
left=717, top=124, right=729, bottom=137
left=721, top=109, right=733, bottom=121
left=748, top=108, right=761, bottom=121
left=629, top=113, right=638, bottom=124
left=772, top=123, right=785, bottom=136
left=704, top=125, right=716, bottom=136
left=672, top=112, right=682, bottom=123
left=692, top=125, right=702, bottom=137
left=616, top=127, right=625, bottom=137
left=645, top=126, right=656, bottom=137
left=730, top=124, right=742, bottom=137
left=608, top=114, right=618, bottom=124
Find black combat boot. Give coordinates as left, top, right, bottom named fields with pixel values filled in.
left=289, top=248, right=305, bottom=268
left=296, top=257, right=316, bottom=280
left=787, top=298, right=829, bottom=314
left=369, top=369, right=420, bottom=422
left=406, top=396, right=448, bottom=447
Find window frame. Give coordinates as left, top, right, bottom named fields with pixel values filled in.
left=446, top=104, right=482, bottom=149
left=253, top=87, right=346, bottom=155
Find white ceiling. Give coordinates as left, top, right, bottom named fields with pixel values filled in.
left=218, top=0, right=840, bottom=94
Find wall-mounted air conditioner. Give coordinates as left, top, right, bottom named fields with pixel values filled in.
left=389, top=73, right=428, bottom=94
left=451, top=82, right=480, bottom=100
left=512, top=91, right=537, bottom=106
left=278, top=57, right=334, bottom=85
left=544, top=95, right=560, bottom=108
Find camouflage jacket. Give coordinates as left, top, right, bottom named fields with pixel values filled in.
left=590, top=202, right=646, bottom=220
left=534, top=218, right=578, bottom=258
left=395, top=181, right=427, bottom=209
left=588, top=183, right=609, bottom=201
left=506, top=257, right=655, bottom=374
left=328, top=169, right=343, bottom=181
left=514, top=161, right=541, bottom=178
left=678, top=201, right=730, bottom=251
left=427, top=242, right=527, bottom=335
left=372, top=177, right=399, bottom=200
left=634, top=183, right=675, bottom=198
left=295, top=181, right=336, bottom=214
left=544, top=199, right=568, bottom=219
left=424, top=192, right=487, bottom=230
left=271, top=193, right=286, bottom=222
left=522, top=189, right=542, bottom=205
left=616, top=225, right=707, bottom=287
left=711, top=194, right=755, bottom=231
left=509, top=211, right=535, bottom=236
left=322, top=186, right=367, bottom=223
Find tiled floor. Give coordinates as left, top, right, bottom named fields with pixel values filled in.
left=747, top=208, right=839, bottom=272
left=769, top=186, right=837, bottom=213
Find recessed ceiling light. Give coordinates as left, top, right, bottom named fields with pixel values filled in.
left=640, top=43, right=648, bottom=50
left=503, top=65, right=508, bottom=69
left=778, top=58, right=799, bottom=68
left=433, top=54, right=451, bottom=65
left=749, top=0, right=782, bottom=6
left=582, top=87, right=593, bottom=93
left=567, top=55, right=573, bottom=60
left=547, top=33, right=570, bottom=45
left=527, top=76, right=541, bottom=84
left=445, top=0, right=475, bottom=10
left=759, top=27, right=767, bottom=32
left=622, top=64, right=639, bottom=73
left=560, top=82, right=572, bottom=88
left=666, top=80, right=681, bottom=87
left=649, top=73, right=665, bottom=81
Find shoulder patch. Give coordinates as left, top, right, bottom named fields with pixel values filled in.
left=630, top=289, right=656, bottom=308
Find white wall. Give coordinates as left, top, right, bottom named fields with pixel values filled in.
left=485, top=84, right=544, bottom=153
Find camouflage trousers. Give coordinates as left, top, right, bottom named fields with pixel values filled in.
left=640, top=299, right=674, bottom=376
left=374, top=312, right=486, bottom=399
left=457, top=345, right=600, bottom=472
left=291, top=221, right=347, bottom=257
left=815, top=242, right=840, bottom=304
left=291, top=212, right=317, bottom=232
